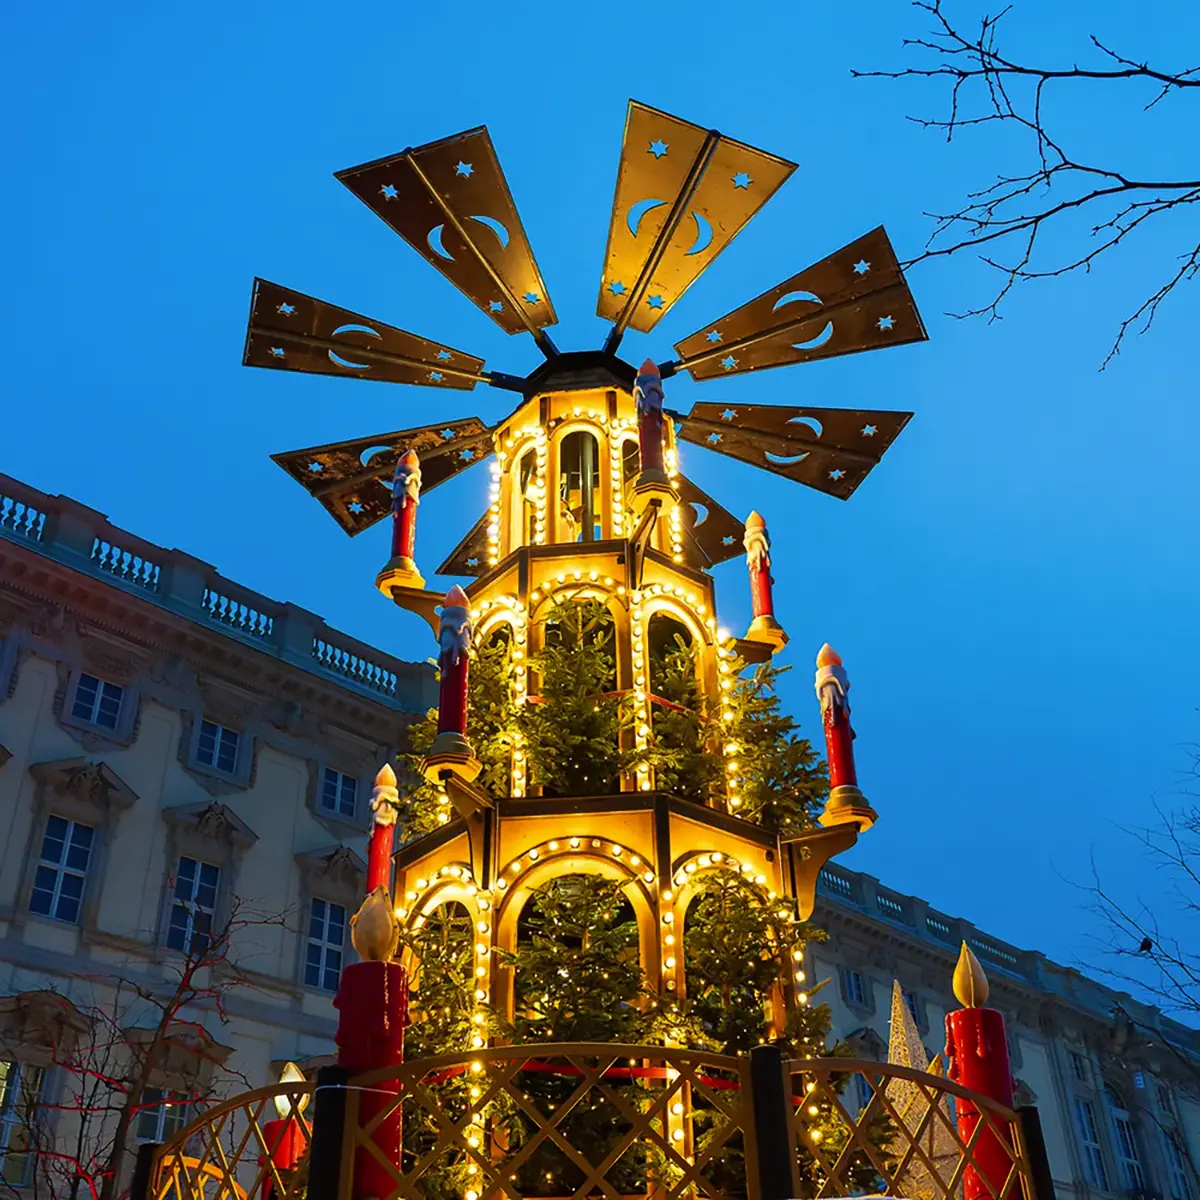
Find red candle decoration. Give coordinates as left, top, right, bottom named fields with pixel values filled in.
left=375, top=449, right=425, bottom=594
left=945, top=943, right=1017, bottom=1200
left=815, top=644, right=876, bottom=830
left=436, top=585, right=472, bottom=740
left=338, top=888, right=408, bottom=1200
left=743, top=512, right=787, bottom=649
left=365, top=763, right=400, bottom=896
left=391, top=449, right=421, bottom=561
left=259, top=1063, right=309, bottom=1200
left=634, top=358, right=668, bottom=485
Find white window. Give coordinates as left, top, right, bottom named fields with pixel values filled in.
left=136, top=1087, right=187, bottom=1144
left=305, top=899, right=346, bottom=992
left=321, top=768, right=357, bottom=818
left=0, top=1060, right=44, bottom=1186
left=1075, top=1096, right=1109, bottom=1191
left=167, top=858, right=219, bottom=955
left=29, top=815, right=94, bottom=923
left=1161, top=1129, right=1193, bottom=1200
left=72, top=673, right=124, bottom=729
left=844, top=969, right=867, bottom=1006
left=197, top=721, right=239, bottom=774
left=1105, top=1086, right=1145, bottom=1191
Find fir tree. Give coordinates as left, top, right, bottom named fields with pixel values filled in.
left=518, top=596, right=627, bottom=797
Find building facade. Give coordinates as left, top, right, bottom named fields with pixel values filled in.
left=1, top=469, right=1198, bottom=1200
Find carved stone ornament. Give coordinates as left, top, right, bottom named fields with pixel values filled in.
left=0, top=990, right=91, bottom=1055
left=295, top=844, right=367, bottom=890
left=124, top=1020, right=235, bottom=1084
left=29, top=758, right=139, bottom=813
left=162, top=801, right=259, bottom=851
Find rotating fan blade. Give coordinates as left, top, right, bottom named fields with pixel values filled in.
left=244, top=279, right=487, bottom=389
left=674, top=475, right=746, bottom=567
left=336, top=128, right=558, bottom=341
left=436, top=511, right=491, bottom=577
left=597, top=100, right=796, bottom=339
left=671, top=227, right=926, bottom=381
left=273, top=418, right=494, bottom=536
left=673, top=403, right=912, bottom=500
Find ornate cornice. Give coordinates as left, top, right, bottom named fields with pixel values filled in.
left=163, top=801, right=259, bottom=851
left=29, top=757, right=138, bottom=812
left=295, top=844, right=367, bottom=890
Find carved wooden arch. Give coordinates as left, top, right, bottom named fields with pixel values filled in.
left=398, top=869, right=480, bottom=980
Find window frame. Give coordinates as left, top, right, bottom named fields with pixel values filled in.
left=136, top=1086, right=188, bottom=1144
left=0, top=1059, right=46, bottom=1188
left=1074, top=1095, right=1109, bottom=1191
left=320, top=768, right=359, bottom=820
left=28, top=815, right=95, bottom=925
left=304, top=898, right=347, bottom=993
left=166, top=857, right=221, bottom=957
left=196, top=720, right=240, bottom=775
left=1105, top=1086, right=1146, bottom=1192
left=71, top=673, right=124, bottom=730
left=843, top=967, right=868, bottom=1008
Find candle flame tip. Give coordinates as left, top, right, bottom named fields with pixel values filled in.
left=816, top=643, right=842, bottom=668
left=638, top=357, right=660, bottom=376
left=351, top=885, right=401, bottom=962
left=400, top=448, right=420, bottom=466
left=953, top=940, right=990, bottom=1008
left=443, top=584, right=470, bottom=607
left=745, top=510, right=765, bottom=530
left=374, top=762, right=397, bottom=788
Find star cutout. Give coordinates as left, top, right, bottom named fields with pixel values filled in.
left=722, top=535, right=736, bottom=546
left=466, top=556, right=480, bottom=567
left=439, top=428, right=457, bottom=440
left=458, top=448, right=475, bottom=461
left=732, top=172, right=752, bottom=190
left=706, top=329, right=722, bottom=343
left=648, top=139, right=669, bottom=158
left=877, top=315, right=895, bottom=331
left=348, top=501, right=364, bottom=514
left=720, top=408, right=737, bottom=421
left=853, top=259, right=870, bottom=275
left=436, top=349, right=451, bottom=361
left=307, top=461, right=323, bottom=473
left=706, top=432, right=722, bottom=444
left=720, top=355, right=738, bottom=371
left=828, top=468, right=846, bottom=481
left=277, top=302, right=296, bottom=316
left=608, top=280, right=626, bottom=296
left=380, top=183, right=398, bottom=200
left=429, top=371, right=443, bottom=382
left=455, top=161, right=473, bottom=177
left=647, top=294, right=664, bottom=310
left=488, top=301, right=504, bottom=313
left=862, top=424, right=877, bottom=437
left=270, top=347, right=285, bottom=358
left=522, top=291, right=541, bottom=305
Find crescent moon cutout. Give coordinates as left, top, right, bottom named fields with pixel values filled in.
left=685, top=211, right=713, bottom=256
left=627, top=197, right=668, bottom=238
left=772, top=290, right=823, bottom=311
left=331, top=324, right=381, bottom=340
left=359, top=444, right=395, bottom=466
left=689, top=501, right=710, bottom=527
left=328, top=351, right=370, bottom=371
left=427, top=224, right=455, bottom=261
left=791, top=322, right=834, bottom=351
left=468, top=214, right=510, bottom=249
left=787, top=416, right=824, bottom=438
left=765, top=451, right=810, bottom=466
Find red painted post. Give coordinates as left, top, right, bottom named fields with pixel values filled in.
left=365, top=764, right=399, bottom=896
left=815, top=644, right=876, bottom=830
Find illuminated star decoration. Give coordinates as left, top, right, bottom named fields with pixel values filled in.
left=732, top=172, right=752, bottom=189
left=853, top=259, right=870, bottom=275
left=648, top=139, right=669, bottom=158
left=608, top=280, right=626, bottom=295
left=380, top=183, right=398, bottom=199
left=455, top=161, right=473, bottom=177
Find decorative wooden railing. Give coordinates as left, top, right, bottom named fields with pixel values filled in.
left=144, top=1046, right=1047, bottom=1200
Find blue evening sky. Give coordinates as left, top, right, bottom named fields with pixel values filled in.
left=4, top=2, right=1196, bottom=1000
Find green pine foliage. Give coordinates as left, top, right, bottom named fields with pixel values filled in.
left=517, top=596, right=629, bottom=797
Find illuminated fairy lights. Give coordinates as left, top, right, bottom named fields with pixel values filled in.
left=664, top=444, right=684, bottom=563
left=490, top=837, right=656, bottom=898
left=400, top=862, right=493, bottom=1053
left=486, top=460, right=502, bottom=567
left=471, top=594, right=530, bottom=797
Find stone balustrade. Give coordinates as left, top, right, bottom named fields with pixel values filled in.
left=0, top=473, right=434, bottom=712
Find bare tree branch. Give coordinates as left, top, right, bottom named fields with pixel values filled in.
left=854, top=0, right=1200, bottom=366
